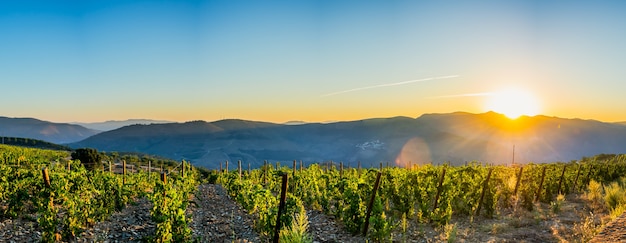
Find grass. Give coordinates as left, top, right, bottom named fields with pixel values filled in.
left=572, top=212, right=601, bottom=242
left=603, top=182, right=626, bottom=211
left=584, top=179, right=626, bottom=220
left=279, top=212, right=313, bottom=243
left=586, top=180, right=604, bottom=207
left=443, top=223, right=457, bottom=243
left=551, top=194, right=565, bottom=214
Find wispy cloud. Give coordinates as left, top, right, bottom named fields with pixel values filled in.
left=426, top=92, right=493, bottom=99
left=321, top=75, right=459, bottom=97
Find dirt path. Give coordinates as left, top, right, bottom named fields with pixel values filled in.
left=0, top=183, right=364, bottom=242
left=187, top=184, right=261, bottom=242
left=6, top=184, right=614, bottom=242
left=188, top=184, right=366, bottom=242
left=307, top=210, right=367, bottom=242
left=0, top=217, right=40, bottom=242
left=591, top=213, right=626, bottom=243
left=77, top=197, right=155, bottom=242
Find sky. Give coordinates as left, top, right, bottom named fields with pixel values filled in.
left=1, top=0, right=626, bottom=123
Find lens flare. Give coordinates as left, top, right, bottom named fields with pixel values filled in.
left=395, top=137, right=431, bottom=168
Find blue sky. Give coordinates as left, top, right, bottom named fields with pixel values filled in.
left=2, top=1, right=626, bottom=123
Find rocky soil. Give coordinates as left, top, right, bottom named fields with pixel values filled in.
left=77, top=197, right=155, bottom=242
left=1, top=184, right=365, bottom=242
left=187, top=184, right=260, bottom=242
left=0, top=216, right=41, bottom=242
left=591, top=213, right=626, bottom=243
left=188, top=184, right=366, bottom=243
left=1, top=185, right=624, bottom=243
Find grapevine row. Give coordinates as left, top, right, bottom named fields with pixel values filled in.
left=219, top=155, right=626, bottom=241
left=0, top=144, right=198, bottom=242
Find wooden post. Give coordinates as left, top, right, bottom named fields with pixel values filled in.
left=123, top=160, right=127, bottom=184
left=380, top=162, right=383, bottom=171
left=512, top=145, right=515, bottom=165
left=293, top=160, right=297, bottom=176
left=276, top=162, right=280, bottom=171
left=358, top=161, right=362, bottom=176
left=584, top=164, right=594, bottom=189
left=475, top=168, right=494, bottom=216
left=572, top=164, right=582, bottom=192
left=557, top=164, right=567, bottom=194
left=220, top=162, right=223, bottom=173
left=161, top=172, right=167, bottom=200
left=248, top=163, right=251, bottom=175
left=42, top=167, right=51, bottom=188
left=225, top=160, right=229, bottom=174
left=340, top=161, right=344, bottom=178
left=263, top=160, right=267, bottom=185
left=182, top=160, right=186, bottom=177
left=238, top=160, right=242, bottom=179
left=535, top=166, right=547, bottom=202
left=67, top=160, right=71, bottom=172
left=433, top=167, right=447, bottom=211
left=42, top=167, right=54, bottom=210
left=273, top=174, right=289, bottom=243
left=161, top=172, right=167, bottom=185
left=363, top=172, right=382, bottom=236
left=300, top=160, right=303, bottom=173
left=513, top=166, right=524, bottom=195
left=109, top=160, right=112, bottom=174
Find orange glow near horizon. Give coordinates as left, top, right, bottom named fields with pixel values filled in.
left=484, top=88, right=541, bottom=119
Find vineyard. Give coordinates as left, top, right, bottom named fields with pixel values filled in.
left=0, top=144, right=197, bottom=242
left=219, top=155, right=626, bottom=242
left=1, top=143, right=626, bottom=242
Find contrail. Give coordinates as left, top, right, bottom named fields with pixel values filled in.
left=321, top=75, right=459, bottom=97
left=426, top=92, right=494, bottom=99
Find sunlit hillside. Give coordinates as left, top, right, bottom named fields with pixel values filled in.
left=68, top=112, right=626, bottom=169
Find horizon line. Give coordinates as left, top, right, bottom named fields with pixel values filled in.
left=7, top=111, right=624, bottom=125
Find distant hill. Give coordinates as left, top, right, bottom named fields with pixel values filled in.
left=69, top=112, right=626, bottom=169
left=0, top=136, right=71, bottom=151
left=616, top=122, right=626, bottom=126
left=0, top=117, right=100, bottom=144
left=72, top=119, right=174, bottom=131
left=283, top=121, right=308, bottom=125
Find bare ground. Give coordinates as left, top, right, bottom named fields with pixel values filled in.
left=395, top=194, right=609, bottom=243
left=1, top=186, right=623, bottom=243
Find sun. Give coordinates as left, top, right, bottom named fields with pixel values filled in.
left=485, top=88, right=540, bottom=119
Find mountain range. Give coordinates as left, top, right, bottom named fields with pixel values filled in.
left=66, top=112, right=626, bottom=169
left=72, top=119, right=174, bottom=131
left=0, top=117, right=99, bottom=144
left=2, top=112, right=625, bottom=169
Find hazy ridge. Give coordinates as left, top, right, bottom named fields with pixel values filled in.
left=68, top=112, right=626, bottom=169
left=72, top=119, right=174, bottom=131
left=3, top=113, right=625, bottom=169
left=0, top=116, right=100, bottom=144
